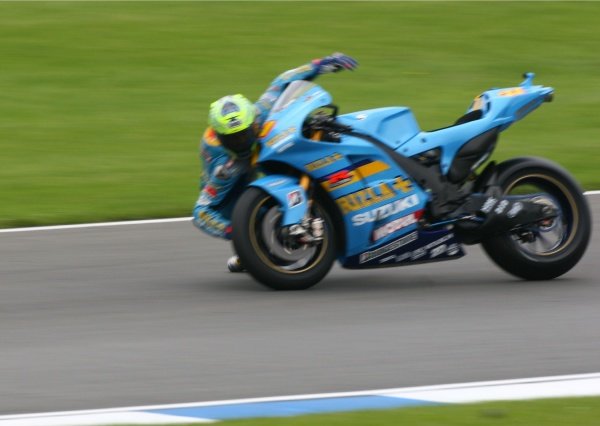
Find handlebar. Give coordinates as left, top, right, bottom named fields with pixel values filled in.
left=308, top=115, right=353, bottom=134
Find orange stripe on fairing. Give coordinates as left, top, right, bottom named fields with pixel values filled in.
left=354, top=160, right=390, bottom=179
left=320, top=160, right=391, bottom=192
left=259, top=121, right=276, bottom=138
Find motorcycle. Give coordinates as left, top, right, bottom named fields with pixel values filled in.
left=231, top=73, right=592, bottom=290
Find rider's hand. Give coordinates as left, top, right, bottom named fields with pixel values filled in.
left=313, top=53, right=358, bottom=74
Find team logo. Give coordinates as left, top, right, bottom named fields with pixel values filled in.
left=305, top=153, right=343, bottom=172
left=352, top=194, right=420, bottom=226
left=372, top=210, right=423, bottom=241
left=325, top=170, right=354, bottom=190
left=287, top=190, right=303, bottom=208
left=266, top=127, right=296, bottom=147
left=358, top=231, right=418, bottom=264
left=336, top=176, right=413, bottom=214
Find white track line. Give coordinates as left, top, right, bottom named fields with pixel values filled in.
left=0, top=191, right=598, bottom=234
left=1, top=372, right=600, bottom=424
left=0, top=217, right=192, bottom=234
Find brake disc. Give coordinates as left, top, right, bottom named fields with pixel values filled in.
left=261, top=207, right=316, bottom=263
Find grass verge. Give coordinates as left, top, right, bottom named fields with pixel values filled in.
left=1, top=2, right=599, bottom=227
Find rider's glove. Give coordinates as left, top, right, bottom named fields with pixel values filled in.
left=313, top=52, right=358, bottom=74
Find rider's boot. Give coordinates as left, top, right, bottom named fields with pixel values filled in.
left=227, top=255, right=246, bottom=273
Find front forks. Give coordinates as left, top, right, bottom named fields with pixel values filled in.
left=284, top=174, right=325, bottom=245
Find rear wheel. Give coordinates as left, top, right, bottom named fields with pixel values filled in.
left=481, top=157, right=591, bottom=280
left=232, top=187, right=337, bottom=290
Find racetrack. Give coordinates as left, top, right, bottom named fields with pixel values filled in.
left=0, top=197, right=598, bottom=416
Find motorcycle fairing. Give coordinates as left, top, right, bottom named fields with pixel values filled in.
left=256, top=81, right=432, bottom=258
left=336, top=107, right=420, bottom=150
left=248, top=174, right=308, bottom=226
left=251, top=75, right=553, bottom=269
left=342, top=227, right=464, bottom=269
left=335, top=73, right=553, bottom=177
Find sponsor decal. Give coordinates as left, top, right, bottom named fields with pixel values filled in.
left=204, top=185, right=217, bottom=198
left=494, top=199, right=509, bottom=214
left=318, top=160, right=390, bottom=192
left=507, top=201, right=523, bottom=218
left=499, top=87, right=526, bottom=97
left=259, top=121, right=276, bottom=138
left=372, top=210, right=422, bottom=241
left=359, top=231, right=418, bottom=264
left=410, top=247, right=427, bottom=261
left=336, top=177, right=414, bottom=214
left=227, top=117, right=242, bottom=129
left=378, top=254, right=396, bottom=264
left=429, top=244, right=447, bottom=259
left=320, top=170, right=358, bottom=192
left=276, top=141, right=294, bottom=153
left=388, top=233, right=458, bottom=264
left=471, top=95, right=484, bottom=111
left=446, top=243, right=460, bottom=256
left=329, top=170, right=352, bottom=185
left=352, top=194, right=420, bottom=226
left=480, top=197, right=498, bottom=214
left=266, top=127, right=296, bottom=148
left=197, top=211, right=226, bottom=231
left=423, top=233, right=455, bottom=251
left=287, top=190, right=303, bottom=208
left=305, top=153, right=343, bottom=172
left=267, top=179, right=287, bottom=187
left=197, top=194, right=211, bottom=207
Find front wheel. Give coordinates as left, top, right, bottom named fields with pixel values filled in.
left=481, top=157, right=592, bottom=280
left=232, top=187, right=337, bottom=290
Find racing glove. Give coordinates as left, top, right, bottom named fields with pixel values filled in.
left=313, top=52, right=358, bottom=74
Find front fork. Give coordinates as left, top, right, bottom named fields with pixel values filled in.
left=286, top=175, right=325, bottom=244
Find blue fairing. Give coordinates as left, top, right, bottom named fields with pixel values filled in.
left=249, top=175, right=308, bottom=226
left=336, top=73, right=554, bottom=175
left=251, top=74, right=553, bottom=268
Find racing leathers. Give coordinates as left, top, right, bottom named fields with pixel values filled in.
left=192, top=62, right=324, bottom=240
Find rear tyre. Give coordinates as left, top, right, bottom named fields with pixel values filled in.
left=232, top=187, right=337, bottom=290
left=481, top=157, right=591, bottom=280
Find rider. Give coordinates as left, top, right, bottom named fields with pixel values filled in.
left=193, top=53, right=358, bottom=272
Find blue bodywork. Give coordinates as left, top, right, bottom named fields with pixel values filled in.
left=248, top=74, right=554, bottom=269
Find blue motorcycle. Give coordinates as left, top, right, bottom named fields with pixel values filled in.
left=231, top=73, right=591, bottom=290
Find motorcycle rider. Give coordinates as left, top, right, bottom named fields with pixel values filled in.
left=193, top=53, right=358, bottom=272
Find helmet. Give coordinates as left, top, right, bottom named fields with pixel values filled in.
left=208, top=94, right=256, bottom=156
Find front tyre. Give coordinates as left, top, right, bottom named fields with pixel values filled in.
left=481, top=157, right=592, bottom=280
left=232, top=187, right=337, bottom=290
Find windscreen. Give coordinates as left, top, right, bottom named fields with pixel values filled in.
left=272, top=80, right=317, bottom=113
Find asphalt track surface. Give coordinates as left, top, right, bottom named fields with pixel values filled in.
left=1, top=197, right=599, bottom=415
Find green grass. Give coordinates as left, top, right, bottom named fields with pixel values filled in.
left=115, top=396, right=600, bottom=426
left=1, top=2, right=599, bottom=227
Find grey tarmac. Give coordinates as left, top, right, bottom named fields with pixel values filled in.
left=0, top=197, right=598, bottom=415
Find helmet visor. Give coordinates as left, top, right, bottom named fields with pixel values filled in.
left=216, top=126, right=255, bottom=155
